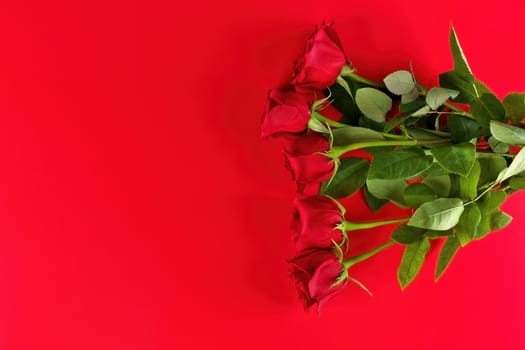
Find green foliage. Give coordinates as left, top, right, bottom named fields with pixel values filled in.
left=398, top=237, right=431, bottom=289
left=502, top=92, right=525, bottom=125
left=408, top=198, right=464, bottom=231
left=368, top=148, right=433, bottom=180
left=320, top=158, right=369, bottom=198
left=470, top=94, right=506, bottom=127
left=490, top=120, right=525, bottom=145
left=430, top=143, right=476, bottom=176
left=499, top=147, right=525, bottom=182
left=459, top=161, right=480, bottom=201
left=435, top=235, right=460, bottom=281
left=332, top=126, right=385, bottom=146
left=364, top=185, right=388, bottom=212
left=426, top=87, right=459, bottom=110
left=456, top=203, right=481, bottom=246
left=384, top=70, right=416, bottom=95
left=355, top=87, right=392, bottom=123
left=365, top=179, right=407, bottom=207
left=392, top=224, right=426, bottom=244
left=404, top=183, right=437, bottom=207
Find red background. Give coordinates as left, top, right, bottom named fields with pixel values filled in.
left=1, top=0, right=525, bottom=349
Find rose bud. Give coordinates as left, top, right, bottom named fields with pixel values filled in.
left=284, top=134, right=334, bottom=195
left=288, top=248, right=347, bottom=312
left=291, top=195, right=344, bottom=251
left=294, top=22, right=349, bottom=92
left=260, top=88, right=314, bottom=139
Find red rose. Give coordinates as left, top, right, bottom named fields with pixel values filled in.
left=291, top=196, right=344, bottom=251
left=294, top=22, right=349, bottom=92
left=284, top=134, right=333, bottom=195
left=289, top=249, right=347, bottom=311
left=260, top=88, right=313, bottom=139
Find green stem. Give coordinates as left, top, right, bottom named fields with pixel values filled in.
left=312, top=111, right=348, bottom=128
left=476, top=152, right=516, bottom=158
left=444, top=102, right=474, bottom=118
left=344, top=217, right=409, bottom=231
left=466, top=181, right=498, bottom=206
left=501, top=185, right=511, bottom=192
left=418, top=84, right=474, bottom=118
left=382, top=133, right=409, bottom=140
left=427, top=111, right=473, bottom=118
left=341, top=71, right=384, bottom=88
left=328, top=138, right=451, bottom=159
left=343, top=240, right=396, bottom=268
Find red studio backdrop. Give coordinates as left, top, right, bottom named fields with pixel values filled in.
left=0, top=0, right=525, bottom=349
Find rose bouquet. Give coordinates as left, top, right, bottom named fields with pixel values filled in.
left=262, top=22, right=525, bottom=312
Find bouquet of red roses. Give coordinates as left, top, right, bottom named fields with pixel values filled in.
left=262, top=22, right=525, bottom=312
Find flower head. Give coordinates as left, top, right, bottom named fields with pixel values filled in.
left=289, top=248, right=347, bottom=312
left=260, top=88, right=313, bottom=139
left=291, top=195, right=345, bottom=251
left=284, top=134, right=334, bottom=195
left=294, top=22, right=350, bottom=92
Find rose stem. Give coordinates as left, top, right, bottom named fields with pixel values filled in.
left=342, top=71, right=385, bottom=88
left=326, top=138, right=451, bottom=159
left=312, top=111, right=349, bottom=128
left=343, top=217, right=409, bottom=231
left=342, top=240, right=396, bottom=269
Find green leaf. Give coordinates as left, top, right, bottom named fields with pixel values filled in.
left=422, top=163, right=449, bottom=177
left=364, top=185, right=388, bottom=212
left=329, top=79, right=362, bottom=125
left=456, top=203, right=481, bottom=246
left=439, top=71, right=492, bottom=104
left=498, top=147, right=525, bottom=182
left=320, top=158, right=369, bottom=198
left=398, top=237, right=431, bottom=289
left=478, top=156, right=507, bottom=186
left=490, top=211, right=512, bottom=231
left=403, top=183, right=437, bottom=207
left=471, top=93, right=506, bottom=127
left=332, top=126, right=385, bottom=146
left=401, top=88, right=420, bottom=104
left=447, top=115, right=484, bottom=143
left=478, top=190, right=507, bottom=213
left=503, top=92, right=525, bottom=124
left=336, top=76, right=354, bottom=100
left=449, top=27, right=473, bottom=80
left=435, top=235, right=460, bottom=281
left=509, top=176, right=525, bottom=190
left=400, top=98, right=426, bottom=114
left=406, top=128, right=443, bottom=141
left=431, top=143, right=476, bottom=176
left=426, top=229, right=453, bottom=239
left=384, top=113, right=413, bottom=132
left=368, top=148, right=433, bottom=180
left=426, top=87, right=459, bottom=110
left=355, top=88, right=392, bottom=123
left=408, top=198, right=464, bottom=231
left=384, top=70, right=416, bottom=95
left=488, top=136, right=509, bottom=154
left=490, top=120, right=525, bottom=145
left=366, top=179, right=407, bottom=207
left=358, top=114, right=386, bottom=132
left=364, top=146, right=395, bottom=156
left=392, top=224, right=426, bottom=244
left=422, top=175, right=451, bottom=198
left=412, top=106, right=431, bottom=117
left=475, top=190, right=507, bottom=240
left=459, top=160, right=480, bottom=201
